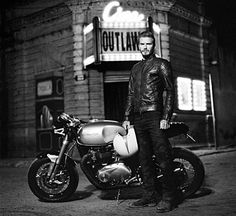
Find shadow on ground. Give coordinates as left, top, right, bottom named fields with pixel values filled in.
left=99, top=187, right=143, bottom=200
left=98, top=186, right=213, bottom=201
left=66, top=190, right=93, bottom=201
left=187, top=187, right=213, bottom=199
left=38, top=190, right=93, bottom=203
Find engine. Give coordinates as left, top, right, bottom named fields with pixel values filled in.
left=80, top=145, right=133, bottom=186
left=97, top=162, right=132, bottom=183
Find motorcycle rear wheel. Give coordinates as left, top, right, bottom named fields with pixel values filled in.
left=28, top=158, right=79, bottom=202
left=172, top=147, right=205, bottom=199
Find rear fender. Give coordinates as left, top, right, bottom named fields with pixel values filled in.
left=165, top=122, right=189, bottom=138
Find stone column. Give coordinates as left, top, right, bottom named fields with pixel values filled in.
left=65, top=3, right=90, bottom=118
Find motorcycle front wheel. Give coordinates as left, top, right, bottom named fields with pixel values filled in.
left=172, top=147, right=205, bottom=199
left=28, top=158, right=79, bottom=202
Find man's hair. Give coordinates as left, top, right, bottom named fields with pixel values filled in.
left=138, top=31, right=155, bottom=46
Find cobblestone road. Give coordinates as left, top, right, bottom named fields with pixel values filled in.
left=1, top=149, right=236, bottom=216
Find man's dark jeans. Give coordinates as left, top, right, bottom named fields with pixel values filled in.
left=134, top=111, right=176, bottom=201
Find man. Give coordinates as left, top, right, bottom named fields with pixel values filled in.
left=123, top=31, right=177, bottom=213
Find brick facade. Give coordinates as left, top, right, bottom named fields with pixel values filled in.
left=1, top=0, right=217, bottom=157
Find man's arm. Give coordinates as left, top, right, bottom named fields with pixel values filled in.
left=160, top=59, right=175, bottom=123
left=124, top=71, right=134, bottom=121
left=123, top=70, right=134, bottom=129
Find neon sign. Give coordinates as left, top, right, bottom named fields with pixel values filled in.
left=102, top=1, right=145, bottom=22
left=83, top=2, right=162, bottom=66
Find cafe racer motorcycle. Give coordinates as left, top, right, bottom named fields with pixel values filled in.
left=28, top=113, right=205, bottom=202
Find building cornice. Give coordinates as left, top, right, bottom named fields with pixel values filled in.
left=66, top=0, right=211, bottom=26
left=170, top=4, right=212, bottom=26
left=170, top=28, right=209, bottom=44
left=151, top=0, right=176, bottom=11
left=8, top=1, right=212, bottom=31
left=66, top=0, right=176, bottom=12
left=8, top=3, right=71, bottom=31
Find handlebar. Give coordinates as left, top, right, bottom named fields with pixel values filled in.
left=57, top=113, right=81, bottom=126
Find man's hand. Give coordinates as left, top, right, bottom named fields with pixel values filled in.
left=122, top=120, right=130, bottom=129
left=160, top=119, right=170, bottom=129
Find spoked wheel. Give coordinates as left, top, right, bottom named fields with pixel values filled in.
left=28, top=158, right=79, bottom=202
left=172, top=147, right=205, bottom=199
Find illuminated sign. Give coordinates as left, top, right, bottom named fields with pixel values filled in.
left=102, top=1, right=145, bottom=22
left=102, top=30, right=139, bottom=52
left=83, top=23, right=95, bottom=66
left=100, top=29, right=142, bottom=61
left=83, top=1, right=161, bottom=67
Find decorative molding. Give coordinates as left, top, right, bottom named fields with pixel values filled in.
left=113, top=0, right=176, bottom=11
left=8, top=0, right=212, bottom=30
left=170, top=4, right=212, bottom=26
left=151, top=0, right=176, bottom=11
left=9, top=3, right=71, bottom=31
left=170, top=29, right=209, bottom=44
left=66, top=0, right=176, bottom=13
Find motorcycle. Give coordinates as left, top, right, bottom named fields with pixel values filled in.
left=28, top=112, right=205, bottom=202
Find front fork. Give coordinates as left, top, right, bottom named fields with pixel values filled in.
left=47, top=134, right=69, bottom=183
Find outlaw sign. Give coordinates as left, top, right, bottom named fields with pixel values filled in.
left=83, top=1, right=161, bottom=67
left=102, top=30, right=140, bottom=52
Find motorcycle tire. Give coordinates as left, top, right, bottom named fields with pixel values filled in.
left=28, top=158, right=79, bottom=202
left=172, top=147, right=205, bottom=199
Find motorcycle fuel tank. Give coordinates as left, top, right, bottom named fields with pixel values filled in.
left=79, top=120, right=126, bottom=146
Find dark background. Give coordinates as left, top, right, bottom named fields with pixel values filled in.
left=205, top=0, right=236, bottom=52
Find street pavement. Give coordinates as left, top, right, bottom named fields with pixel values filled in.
left=0, top=146, right=236, bottom=216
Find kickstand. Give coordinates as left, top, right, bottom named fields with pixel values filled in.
left=186, top=133, right=196, bottom=142
left=116, top=189, right=121, bottom=206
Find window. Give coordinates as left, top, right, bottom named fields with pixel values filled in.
left=177, top=77, right=192, bottom=110
left=37, top=80, right=52, bottom=97
left=177, top=77, right=206, bottom=111
left=192, top=80, right=207, bottom=111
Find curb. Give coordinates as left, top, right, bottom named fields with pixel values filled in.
left=193, top=147, right=236, bottom=157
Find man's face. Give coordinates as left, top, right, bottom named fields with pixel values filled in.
left=138, top=37, right=155, bottom=58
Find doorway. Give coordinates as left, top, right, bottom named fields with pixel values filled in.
left=104, top=82, right=128, bottom=122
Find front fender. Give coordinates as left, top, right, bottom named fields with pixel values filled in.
left=36, top=152, right=77, bottom=167
left=36, top=152, right=59, bottom=160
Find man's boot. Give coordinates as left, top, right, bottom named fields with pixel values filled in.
left=156, top=200, right=175, bottom=213
left=129, top=192, right=161, bottom=208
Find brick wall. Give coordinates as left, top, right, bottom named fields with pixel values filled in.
left=5, top=3, right=73, bottom=156
left=168, top=3, right=212, bottom=145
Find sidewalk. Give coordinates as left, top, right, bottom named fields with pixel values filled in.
left=0, top=145, right=236, bottom=168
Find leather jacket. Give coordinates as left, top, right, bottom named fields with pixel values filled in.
left=125, top=54, right=175, bottom=121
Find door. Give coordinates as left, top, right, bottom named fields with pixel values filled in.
left=104, top=82, right=128, bottom=122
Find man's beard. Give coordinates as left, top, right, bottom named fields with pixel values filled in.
left=141, top=48, right=154, bottom=59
